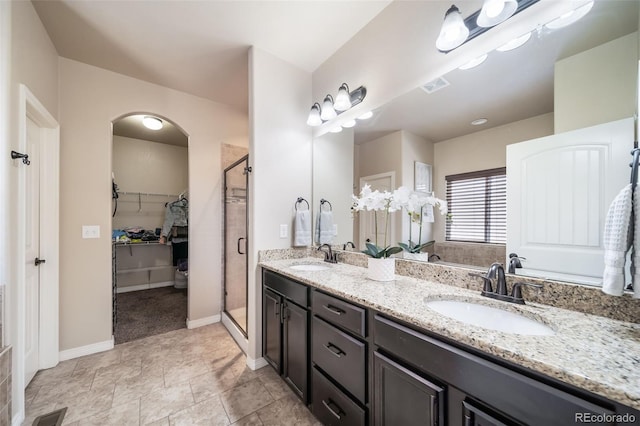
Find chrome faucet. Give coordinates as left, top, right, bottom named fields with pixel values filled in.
left=318, top=244, right=338, bottom=263
left=469, top=262, right=542, bottom=304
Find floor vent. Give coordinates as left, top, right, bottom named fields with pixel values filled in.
left=421, top=76, right=450, bottom=94
left=32, top=407, right=67, bottom=426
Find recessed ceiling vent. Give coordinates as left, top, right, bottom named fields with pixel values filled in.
left=421, top=77, right=450, bottom=94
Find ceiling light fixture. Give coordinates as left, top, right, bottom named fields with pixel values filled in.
left=142, top=116, right=163, bottom=130
left=435, top=5, right=469, bottom=51
left=357, top=111, right=373, bottom=120
left=477, top=0, right=518, bottom=28
left=306, top=83, right=367, bottom=127
left=544, top=1, right=594, bottom=30
left=471, top=118, right=488, bottom=125
left=459, top=54, right=488, bottom=70
left=496, top=31, right=531, bottom=51
left=437, top=0, right=538, bottom=53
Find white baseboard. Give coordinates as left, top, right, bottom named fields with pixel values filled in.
left=221, top=312, right=248, bottom=354
left=186, top=314, right=220, bottom=329
left=59, top=337, right=114, bottom=361
left=247, top=356, right=268, bottom=370
left=116, top=281, right=175, bottom=293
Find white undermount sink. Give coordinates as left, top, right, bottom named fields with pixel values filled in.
left=425, top=300, right=555, bottom=336
left=290, top=263, right=331, bottom=271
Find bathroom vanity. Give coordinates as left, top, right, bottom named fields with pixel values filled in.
left=261, top=255, right=640, bottom=426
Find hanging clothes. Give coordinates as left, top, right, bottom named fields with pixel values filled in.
left=161, top=198, right=188, bottom=239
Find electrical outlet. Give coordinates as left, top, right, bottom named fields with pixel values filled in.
left=280, top=224, right=288, bottom=238
left=82, top=225, right=100, bottom=239
left=332, top=224, right=338, bottom=236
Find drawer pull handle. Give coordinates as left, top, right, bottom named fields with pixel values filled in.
left=323, top=304, right=345, bottom=315
left=324, top=342, right=345, bottom=358
left=322, top=399, right=343, bottom=420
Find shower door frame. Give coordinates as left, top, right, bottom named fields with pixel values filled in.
left=223, top=155, right=249, bottom=338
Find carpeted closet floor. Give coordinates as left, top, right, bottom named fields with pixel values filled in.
left=115, top=286, right=187, bottom=344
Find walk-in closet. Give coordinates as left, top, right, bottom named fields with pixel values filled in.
left=111, top=114, right=189, bottom=344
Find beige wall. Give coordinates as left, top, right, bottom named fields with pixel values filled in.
left=313, top=129, right=354, bottom=245
left=248, top=47, right=312, bottom=362
left=433, top=113, right=554, bottom=242
left=555, top=32, right=638, bottom=133
left=59, top=58, right=248, bottom=351
left=112, top=135, right=188, bottom=230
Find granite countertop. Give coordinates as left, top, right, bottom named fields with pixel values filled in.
left=259, top=257, right=640, bottom=410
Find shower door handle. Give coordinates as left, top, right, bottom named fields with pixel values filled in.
left=237, top=237, right=246, bottom=255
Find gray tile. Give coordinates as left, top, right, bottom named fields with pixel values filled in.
left=189, top=367, right=240, bottom=403
left=139, top=382, right=194, bottom=425
left=256, top=395, right=321, bottom=426
left=145, top=417, right=170, bottom=426
left=23, top=401, right=57, bottom=426
left=74, top=349, right=122, bottom=374
left=163, top=357, right=210, bottom=386
left=92, top=358, right=143, bottom=388
left=75, top=400, right=140, bottom=426
left=56, top=383, right=116, bottom=424
left=219, top=379, right=274, bottom=423
left=231, top=413, right=263, bottom=426
left=168, top=396, right=229, bottom=426
left=258, top=368, right=294, bottom=401
left=28, top=359, right=78, bottom=388
left=112, top=367, right=164, bottom=408
left=31, top=369, right=95, bottom=406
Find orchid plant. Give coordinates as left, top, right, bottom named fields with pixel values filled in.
left=352, top=185, right=403, bottom=259
left=393, top=186, right=447, bottom=254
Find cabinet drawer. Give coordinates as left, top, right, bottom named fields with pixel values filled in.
left=263, top=269, right=308, bottom=307
left=374, top=315, right=616, bottom=426
left=312, top=291, right=366, bottom=337
left=312, top=367, right=365, bottom=426
left=313, top=316, right=366, bottom=403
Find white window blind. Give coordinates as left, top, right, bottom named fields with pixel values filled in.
left=445, top=167, right=506, bottom=244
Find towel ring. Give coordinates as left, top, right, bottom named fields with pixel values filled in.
left=295, top=197, right=309, bottom=211
left=320, top=198, right=332, bottom=211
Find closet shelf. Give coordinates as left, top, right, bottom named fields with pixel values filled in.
left=116, top=265, right=175, bottom=274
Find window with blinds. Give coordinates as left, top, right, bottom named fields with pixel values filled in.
left=445, top=167, right=506, bottom=244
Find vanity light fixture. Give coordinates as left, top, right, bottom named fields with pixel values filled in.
left=496, top=31, right=531, bottom=52
left=459, top=54, right=488, bottom=70
left=477, top=0, right=518, bottom=28
left=342, top=119, right=357, bottom=128
left=357, top=111, right=373, bottom=120
left=329, top=126, right=343, bottom=133
left=545, top=0, right=594, bottom=30
left=306, top=83, right=367, bottom=127
left=142, top=116, right=163, bottom=130
left=306, top=103, right=323, bottom=127
left=436, top=0, right=539, bottom=53
left=320, top=95, right=338, bottom=121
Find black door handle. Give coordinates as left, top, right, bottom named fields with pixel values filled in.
left=237, top=237, right=246, bottom=255
left=35, top=257, right=46, bottom=266
left=324, top=342, right=345, bottom=358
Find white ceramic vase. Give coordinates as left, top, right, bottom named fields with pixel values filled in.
left=367, top=257, right=396, bottom=281
left=403, top=252, right=429, bottom=262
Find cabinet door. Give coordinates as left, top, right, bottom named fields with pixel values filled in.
left=462, top=401, right=517, bottom=426
left=374, top=352, right=444, bottom=426
left=283, top=301, right=308, bottom=403
left=263, top=288, right=282, bottom=373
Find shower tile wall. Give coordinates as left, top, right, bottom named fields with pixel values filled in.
left=0, top=346, right=11, bottom=425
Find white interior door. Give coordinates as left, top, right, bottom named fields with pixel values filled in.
left=506, top=118, right=633, bottom=284
left=25, top=116, right=41, bottom=385
left=359, top=172, right=395, bottom=250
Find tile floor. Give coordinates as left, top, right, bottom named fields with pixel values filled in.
left=24, top=324, right=321, bottom=425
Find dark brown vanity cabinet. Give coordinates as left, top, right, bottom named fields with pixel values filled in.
left=262, top=270, right=309, bottom=403
left=311, top=290, right=368, bottom=426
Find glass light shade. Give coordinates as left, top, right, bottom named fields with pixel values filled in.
left=545, top=1, right=594, bottom=30
left=320, top=95, right=337, bottom=121
left=459, top=54, right=488, bottom=70
left=357, top=111, right=373, bottom=120
left=435, top=5, right=469, bottom=51
left=306, top=103, right=323, bottom=126
left=142, top=116, right=163, bottom=130
left=334, top=84, right=352, bottom=111
left=329, top=126, right=343, bottom=133
left=496, top=31, right=531, bottom=52
left=342, top=119, right=356, bottom=128
left=477, top=0, right=517, bottom=27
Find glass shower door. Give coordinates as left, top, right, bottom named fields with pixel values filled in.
left=224, top=155, right=249, bottom=336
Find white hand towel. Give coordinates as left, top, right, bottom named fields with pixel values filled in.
left=315, top=211, right=334, bottom=245
left=633, top=185, right=640, bottom=298
left=602, top=184, right=633, bottom=296
left=294, top=210, right=312, bottom=247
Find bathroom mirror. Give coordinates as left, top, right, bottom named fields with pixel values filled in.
left=311, top=0, right=639, bottom=285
